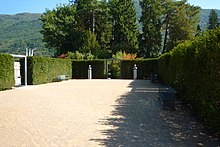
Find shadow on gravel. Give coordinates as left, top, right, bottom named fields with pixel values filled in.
left=91, top=80, right=220, bottom=147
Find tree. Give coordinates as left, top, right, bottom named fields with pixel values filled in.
left=208, top=9, right=219, bottom=30
left=109, top=0, right=139, bottom=54
left=79, top=31, right=101, bottom=57
left=40, top=4, right=83, bottom=55
left=95, top=1, right=112, bottom=50
left=163, top=0, right=200, bottom=52
left=75, top=0, right=112, bottom=50
left=75, top=0, right=98, bottom=33
left=195, top=24, right=202, bottom=36
left=139, top=0, right=162, bottom=57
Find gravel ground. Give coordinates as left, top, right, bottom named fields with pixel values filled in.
left=0, top=80, right=219, bottom=147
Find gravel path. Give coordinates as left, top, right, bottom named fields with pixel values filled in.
left=0, top=80, right=219, bottom=146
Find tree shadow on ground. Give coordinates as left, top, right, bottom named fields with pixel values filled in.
left=91, top=80, right=220, bottom=147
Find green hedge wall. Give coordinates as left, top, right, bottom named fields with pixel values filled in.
left=157, top=53, right=171, bottom=84
left=21, top=57, right=72, bottom=85
left=121, top=59, right=158, bottom=79
left=0, top=53, right=14, bottom=90
left=158, top=28, right=220, bottom=132
left=72, top=60, right=106, bottom=79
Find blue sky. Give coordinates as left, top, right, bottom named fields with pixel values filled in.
left=187, top=0, right=220, bottom=9
left=0, top=0, right=220, bottom=15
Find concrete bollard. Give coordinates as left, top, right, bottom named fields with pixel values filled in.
left=133, top=64, right=137, bottom=80
left=88, top=65, right=92, bottom=79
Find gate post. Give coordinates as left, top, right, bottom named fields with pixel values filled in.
left=106, top=60, right=108, bottom=79
left=24, top=56, right=27, bottom=86
left=88, top=65, right=92, bottom=79
left=133, top=64, right=137, bottom=80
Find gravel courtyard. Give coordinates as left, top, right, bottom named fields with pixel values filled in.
left=0, top=80, right=219, bottom=146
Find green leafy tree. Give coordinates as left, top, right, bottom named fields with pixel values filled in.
left=96, top=1, right=112, bottom=50
left=109, top=0, right=139, bottom=53
left=195, top=24, right=202, bottom=36
left=66, top=51, right=95, bottom=60
left=75, top=0, right=112, bottom=50
left=40, top=4, right=83, bottom=55
left=208, top=9, right=219, bottom=30
left=163, top=0, right=200, bottom=52
left=66, top=51, right=85, bottom=60
left=139, top=0, right=162, bottom=57
left=79, top=31, right=101, bottom=57
left=75, top=0, right=97, bottom=32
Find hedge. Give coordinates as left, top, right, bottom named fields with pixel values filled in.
left=72, top=60, right=106, bottom=79
left=121, top=59, right=158, bottom=79
left=158, top=28, right=220, bottom=132
left=0, top=53, right=14, bottom=90
left=157, top=53, right=171, bottom=84
left=21, top=56, right=72, bottom=85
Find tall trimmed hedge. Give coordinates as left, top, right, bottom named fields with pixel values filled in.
left=0, top=53, right=14, bottom=90
left=157, top=53, right=171, bottom=85
left=121, top=59, right=158, bottom=79
left=72, top=60, right=106, bottom=79
left=21, top=57, right=72, bottom=85
left=158, top=28, right=220, bottom=132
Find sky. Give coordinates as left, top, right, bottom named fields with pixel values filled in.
left=0, top=0, right=220, bottom=15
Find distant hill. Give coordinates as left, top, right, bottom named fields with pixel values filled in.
left=0, top=13, right=54, bottom=56
left=0, top=8, right=219, bottom=56
left=199, top=9, right=220, bottom=30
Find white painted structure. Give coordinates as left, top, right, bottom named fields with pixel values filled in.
left=133, top=64, right=137, bottom=80
left=11, top=54, right=27, bottom=86
left=88, top=65, right=92, bottom=79
left=14, top=62, right=21, bottom=86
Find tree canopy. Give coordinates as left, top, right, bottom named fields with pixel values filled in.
left=162, top=0, right=200, bottom=52
left=109, top=0, right=139, bottom=54
left=208, top=9, right=219, bottom=30
left=40, top=0, right=201, bottom=58
left=40, top=5, right=82, bottom=55
left=139, top=0, right=163, bottom=57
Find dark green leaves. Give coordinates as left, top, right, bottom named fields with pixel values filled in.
left=208, top=9, right=219, bottom=30
left=109, top=0, right=139, bottom=54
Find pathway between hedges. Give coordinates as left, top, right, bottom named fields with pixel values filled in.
left=0, top=80, right=219, bottom=146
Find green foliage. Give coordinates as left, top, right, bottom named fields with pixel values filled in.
left=1, top=8, right=220, bottom=57
left=22, top=57, right=72, bottom=85
left=157, top=53, right=171, bottom=84
left=40, top=1, right=111, bottom=58
left=107, top=60, right=121, bottom=79
left=66, top=51, right=84, bottom=60
left=72, top=60, right=106, bottom=79
left=121, top=59, right=158, bottom=79
left=76, top=0, right=112, bottom=49
left=0, top=53, right=14, bottom=90
left=66, top=51, right=96, bottom=60
left=139, top=0, right=162, bottom=57
left=164, top=0, right=200, bottom=52
left=196, top=25, right=202, bottom=36
left=109, top=0, right=139, bottom=53
left=108, top=51, right=137, bottom=79
left=41, top=4, right=82, bottom=55
left=158, top=28, right=220, bottom=132
left=0, top=13, right=53, bottom=56
left=200, top=9, right=220, bottom=30
left=112, top=51, right=137, bottom=60
left=208, top=9, right=219, bottom=30
left=79, top=31, right=101, bottom=57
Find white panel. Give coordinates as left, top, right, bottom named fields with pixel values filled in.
left=14, top=62, right=21, bottom=86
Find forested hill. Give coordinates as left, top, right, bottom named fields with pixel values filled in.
left=0, top=9, right=219, bottom=56
left=0, top=13, right=53, bottom=56
left=200, top=9, right=220, bottom=30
